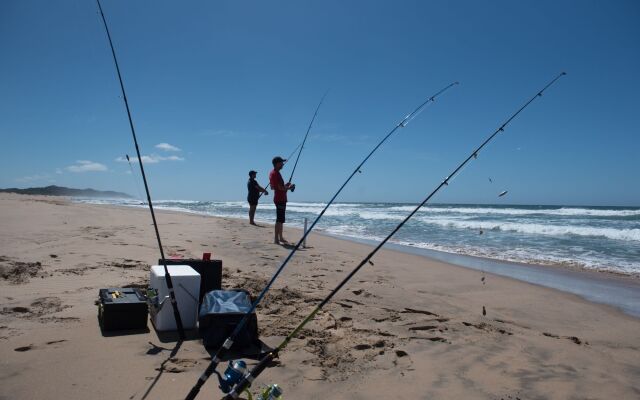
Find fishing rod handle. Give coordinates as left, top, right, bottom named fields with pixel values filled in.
left=223, top=352, right=278, bottom=400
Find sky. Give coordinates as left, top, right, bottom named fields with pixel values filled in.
left=1, top=0, right=639, bottom=206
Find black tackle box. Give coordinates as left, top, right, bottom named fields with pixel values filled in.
left=158, top=258, right=222, bottom=303
left=98, top=288, right=148, bottom=331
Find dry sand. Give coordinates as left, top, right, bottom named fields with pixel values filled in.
left=1, top=193, right=639, bottom=400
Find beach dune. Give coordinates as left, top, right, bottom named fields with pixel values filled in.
left=1, top=193, right=639, bottom=399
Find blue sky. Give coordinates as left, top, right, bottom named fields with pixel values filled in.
left=1, top=0, right=638, bottom=206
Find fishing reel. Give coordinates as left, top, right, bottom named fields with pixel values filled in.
left=289, top=184, right=296, bottom=193
left=217, top=360, right=247, bottom=394
left=217, top=361, right=284, bottom=400
left=255, top=384, right=283, bottom=400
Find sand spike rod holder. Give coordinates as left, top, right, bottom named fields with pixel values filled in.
left=96, top=0, right=186, bottom=339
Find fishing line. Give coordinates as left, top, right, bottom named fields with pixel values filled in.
left=125, top=154, right=146, bottom=203
left=96, top=0, right=186, bottom=339
left=223, top=72, right=566, bottom=399
left=185, top=81, right=459, bottom=400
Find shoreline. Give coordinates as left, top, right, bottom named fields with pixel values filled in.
left=72, top=197, right=640, bottom=280
left=87, top=199, right=640, bottom=278
left=84, top=199, right=640, bottom=318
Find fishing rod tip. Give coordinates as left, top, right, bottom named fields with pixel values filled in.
left=561, top=71, right=567, bottom=75
left=454, top=81, right=460, bottom=85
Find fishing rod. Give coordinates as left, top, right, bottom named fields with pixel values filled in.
left=256, top=92, right=328, bottom=199
left=223, top=72, right=567, bottom=399
left=184, top=81, right=458, bottom=400
left=96, top=0, right=186, bottom=339
left=287, top=91, right=329, bottom=189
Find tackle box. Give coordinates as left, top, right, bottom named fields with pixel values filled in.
left=158, top=258, right=222, bottom=303
left=98, top=288, right=148, bottom=331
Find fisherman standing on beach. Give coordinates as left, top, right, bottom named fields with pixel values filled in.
left=247, top=170, right=268, bottom=225
left=269, top=156, right=295, bottom=244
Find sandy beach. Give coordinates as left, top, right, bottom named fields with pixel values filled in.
left=1, top=193, right=639, bottom=400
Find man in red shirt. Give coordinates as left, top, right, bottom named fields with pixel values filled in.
left=269, top=156, right=295, bottom=244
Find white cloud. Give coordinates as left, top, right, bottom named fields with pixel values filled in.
left=116, top=154, right=184, bottom=164
left=163, top=155, right=184, bottom=161
left=65, top=160, right=108, bottom=173
left=155, top=143, right=181, bottom=152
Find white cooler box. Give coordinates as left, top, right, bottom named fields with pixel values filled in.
left=149, top=264, right=201, bottom=331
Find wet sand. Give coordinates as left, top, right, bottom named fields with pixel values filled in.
left=339, top=236, right=640, bottom=318
left=1, top=193, right=639, bottom=399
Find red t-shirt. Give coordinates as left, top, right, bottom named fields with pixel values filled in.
left=269, top=169, right=287, bottom=203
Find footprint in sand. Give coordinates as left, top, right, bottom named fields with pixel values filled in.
left=543, top=332, right=585, bottom=345
left=395, top=350, right=409, bottom=357
left=463, top=321, right=512, bottom=336
left=408, top=336, right=449, bottom=343
left=401, top=308, right=440, bottom=317
left=2, top=297, right=70, bottom=319
left=159, top=358, right=200, bottom=373
left=1, top=306, right=30, bottom=314
left=14, top=339, right=68, bottom=352
left=0, top=257, right=44, bottom=284
left=408, top=325, right=439, bottom=331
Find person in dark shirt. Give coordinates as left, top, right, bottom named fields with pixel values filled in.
left=247, top=170, right=268, bottom=225
left=269, top=156, right=295, bottom=244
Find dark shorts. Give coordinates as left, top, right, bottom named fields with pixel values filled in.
left=275, top=202, right=286, bottom=223
left=247, top=196, right=259, bottom=206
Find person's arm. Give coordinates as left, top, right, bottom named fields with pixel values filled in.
left=256, top=183, right=268, bottom=193
left=270, top=179, right=289, bottom=192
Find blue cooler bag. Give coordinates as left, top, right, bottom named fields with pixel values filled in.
left=199, top=290, right=260, bottom=353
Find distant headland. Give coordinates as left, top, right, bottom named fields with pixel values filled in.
left=0, top=185, right=132, bottom=199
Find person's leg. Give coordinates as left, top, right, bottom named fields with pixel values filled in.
left=249, top=204, right=257, bottom=224
left=274, top=222, right=282, bottom=243
left=275, top=203, right=288, bottom=243
left=279, top=205, right=287, bottom=243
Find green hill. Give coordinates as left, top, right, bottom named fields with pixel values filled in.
left=0, top=185, right=132, bottom=198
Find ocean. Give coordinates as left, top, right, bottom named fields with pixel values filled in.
left=79, top=199, right=640, bottom=277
